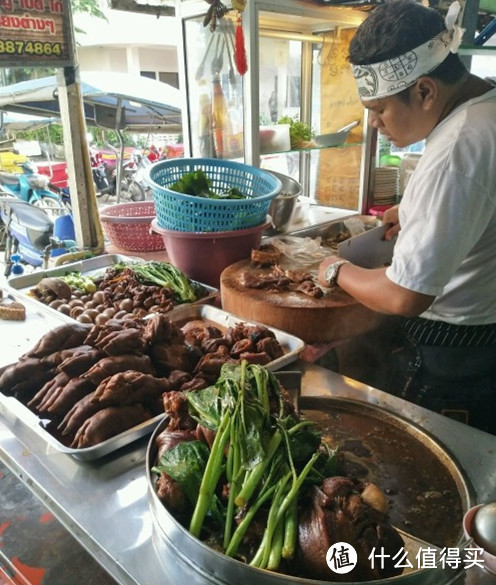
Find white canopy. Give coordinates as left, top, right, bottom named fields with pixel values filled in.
left=0, top=71, right=182, bottom=133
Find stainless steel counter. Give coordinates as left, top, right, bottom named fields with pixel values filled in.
left=0, top=360, right=495, bottom=585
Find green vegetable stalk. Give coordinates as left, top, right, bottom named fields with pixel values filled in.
left=154, top=361, right=339, bottom=572
left=114, top=261, right=200, bottom=302
left=189, top=411, right=231, bottom=538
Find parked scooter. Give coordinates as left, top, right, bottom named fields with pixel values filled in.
left=121, top=149, right=150, bottom=201
left=0, top=196, right=81, bottom=277
left=0, top=161, right=69, bottom=216
left=90, top=146, right=111, bottom=196
left=90, top=147, right=146, bottom=202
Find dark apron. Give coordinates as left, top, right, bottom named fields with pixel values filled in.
left=385, top=317, right=496, bottom=435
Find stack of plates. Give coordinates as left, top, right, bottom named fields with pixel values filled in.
left=372, top=166, right=399, bottom=206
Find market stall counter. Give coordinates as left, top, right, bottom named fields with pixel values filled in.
left=0, top=360, right=495, bottom=585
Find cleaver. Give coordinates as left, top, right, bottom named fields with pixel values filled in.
left=337, top=224, right=396, bottom=268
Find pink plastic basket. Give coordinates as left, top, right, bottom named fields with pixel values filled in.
left=99, top=201, right=165, bottom=252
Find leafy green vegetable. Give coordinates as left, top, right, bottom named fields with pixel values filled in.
left=112, top=261, right=201, bottom=303
left=60, top=272, right=97, bottom=293
left=170, top=169, right=212, bottom=197
left=277, top=115, right=314, bottom=148
left=169, top=169, right=247, bottom=200
left=152, top=440, right=209, bottom=506
left=155, top=361, right=339, bottom=571
left=153, top=440, right=225, bottom=526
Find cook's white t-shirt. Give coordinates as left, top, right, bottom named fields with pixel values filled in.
left=386, top=87, right=496, bottom=325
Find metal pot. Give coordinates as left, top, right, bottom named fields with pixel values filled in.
left=146, top=396, right=473, bottom=585
left=266, top=171, right=302, bottom=233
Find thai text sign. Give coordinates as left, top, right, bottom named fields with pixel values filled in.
left=0, top=0, right=74, bottom=67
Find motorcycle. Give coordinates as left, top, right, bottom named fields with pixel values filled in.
left=90, top=147, right=112, bottom=196
left=122, top=149, right=151, bottom=201
left=91, top=147, right=146, bottom=202
left=0, top=196, right=83, bottom=278
left=0, top=161, right=69, bottom=217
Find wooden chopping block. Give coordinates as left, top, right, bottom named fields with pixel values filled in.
left=220, top=260, right=384, bottom=344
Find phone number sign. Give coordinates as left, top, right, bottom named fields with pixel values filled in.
left=0, top=0, right=74, bottom=67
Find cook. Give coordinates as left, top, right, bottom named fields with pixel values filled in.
left=318, top=0, right=496, bottom=434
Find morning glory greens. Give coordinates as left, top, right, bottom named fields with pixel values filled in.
left=153, top=361, right=339, bottom=571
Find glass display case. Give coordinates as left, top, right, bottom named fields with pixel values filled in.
left=177, top=0, right=375, bottom=213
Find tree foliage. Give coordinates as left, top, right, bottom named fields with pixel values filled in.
left=71, top=0, right=106, bottom=19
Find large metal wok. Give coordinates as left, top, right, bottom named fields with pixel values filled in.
left=146, top=395, right=474, bottom=585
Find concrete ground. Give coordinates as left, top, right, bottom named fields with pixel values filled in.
left=0, top=205, right=129, bottom=585
left=0, top=460, right=120, bottom=585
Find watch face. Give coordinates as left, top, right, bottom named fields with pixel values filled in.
left=325, top=261, right=347, bottom=285
left=324, top=264, right=337, bottom=284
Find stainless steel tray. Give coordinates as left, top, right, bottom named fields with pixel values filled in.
left=6, top=254, right=141, bottom=290
left=165, top=303, right=305, bottom=371
left=0, top=288, right=73, bottom=369
left=0, top=283, right=166, bottom=462
left=0, top=303, right=302, bottom=461
left=288, top=214, right=380, bottom=243
left=0, top=392, right=163, bottom=462
left=147, top=397, right=473, bottom=585
left=6, top=254, right=219, bottom=316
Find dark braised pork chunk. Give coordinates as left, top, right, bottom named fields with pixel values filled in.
left=144, top=313, right=185, bottom=345
left=250, top=244, right=282, bottom=266
left=95, top=327, right=147, bottom=356
left=84, top=354, right=155, bottom=385
left=240, top=265, right=324, bottom=298
left=298, top=476, right=404, bottom=581
left=71, top=404, right=151, bottom=448
left=91, top=370, right=170, bottom=406
left=162, top=390, right=196, bottom=431
left=25, top=322, right=92, bottom=358
left=181, top=320, right=223, bottom=347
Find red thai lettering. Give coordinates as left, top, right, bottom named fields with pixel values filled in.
left=19, top=0, right=45, bottom=11
left=0, top=14, right=56, bottom=35
left=49, top=0, right=62, bottom=13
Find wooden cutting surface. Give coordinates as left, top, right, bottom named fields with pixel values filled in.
left=220, top=259, right=383, bottom=344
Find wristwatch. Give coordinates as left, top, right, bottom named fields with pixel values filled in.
left=324, top=260, right=350, bottom=287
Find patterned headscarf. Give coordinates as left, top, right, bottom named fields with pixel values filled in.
left=352, top=1, right=465, bottom=101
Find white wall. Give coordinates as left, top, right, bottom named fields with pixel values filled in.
left=74, top=7, right=179, bottom=79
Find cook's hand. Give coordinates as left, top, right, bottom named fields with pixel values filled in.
left=318, top=254, right=342, bottom=287
left=382, top=205, right=400, bottom=240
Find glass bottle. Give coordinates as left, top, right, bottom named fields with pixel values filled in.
left=198, top=80, right=214, bottom=158
left=227, top=98, right=243, bottom=159
left=211, top=75, right=230, bottom=158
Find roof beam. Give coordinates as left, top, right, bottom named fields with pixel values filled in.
left=110, top=0, right=175, bottom=17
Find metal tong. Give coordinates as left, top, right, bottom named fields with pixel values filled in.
left=195, top=18, right=237, bottom=86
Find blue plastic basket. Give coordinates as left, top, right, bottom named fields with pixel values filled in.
left=144, top=158, right=282, bottom=232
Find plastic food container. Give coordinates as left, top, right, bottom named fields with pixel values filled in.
left=151, top=217, right=270, bottom=287
left=145, top=158, right=281, bottom=232
left=99, top=201, right=165, bottom=252
left=259, top=124, right=291, bottom=154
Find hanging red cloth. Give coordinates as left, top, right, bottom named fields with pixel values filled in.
left=235, top=17, right=248, bottom=75
left=233, top=0, right=248, bottom=75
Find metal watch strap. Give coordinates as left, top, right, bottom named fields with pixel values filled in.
left=324, top=260, right=350, bottom=286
